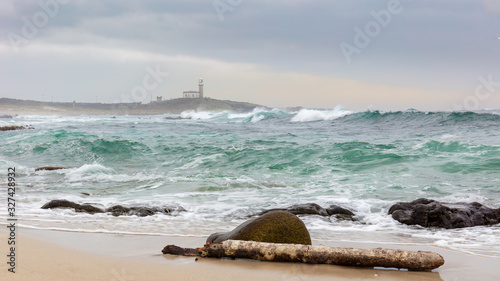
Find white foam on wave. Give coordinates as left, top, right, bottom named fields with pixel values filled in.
left=227, top=107, right=268, bottom=119
left=66, top=163, right=113, bottom=176
left=439, top=134, right=458, bottom=140
left=250, top=114, right=265, bottom=123
left=439, top=193, right=492, bottom=205
left=174, top=153, right=225, bottom=170
left=291, top=106, right=354, bottom=122
left=0, top=119, right=16, bottom=126
left=180, top=110, right=226, bottom=120
left=0, top=159, right=32, bottom=174
left=227, top=108, right=288, bottom=123
left=176, top=108, right=290, bottom=123
left=63, top=163, right=164, bottom=184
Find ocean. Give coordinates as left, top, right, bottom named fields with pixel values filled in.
left=1, top=107, right=499, bottom=258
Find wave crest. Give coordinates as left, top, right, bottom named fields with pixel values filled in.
left=291, top=106, right=354, bottom=122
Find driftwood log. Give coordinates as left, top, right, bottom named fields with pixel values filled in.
left=162, top=245, right=199, bottom=256
left=162, top=240, right=444, bottom=271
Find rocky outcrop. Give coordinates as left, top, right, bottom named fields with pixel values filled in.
left=41, top=199, right=104, bottom=214
left=388, top=198, right=500, bottom=229
left=0, top=125, right=34, bottom=131
left=41, top=199, right=186, bottom=217
left=326, top=205, right=356, bottom=218
left=105, top=205, right=185, bottom=217
left=260, top=203, right=355, bottom=220
left=284, top=203, right=329, bottom=216
left=164, top=116, right=186, bottom=120
left=207, top=210, right=312, bottom=245
left=35, top=166, right=68, bottom=172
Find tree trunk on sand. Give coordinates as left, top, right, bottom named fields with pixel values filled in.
left=162, top=245, right=199, bottom=256
left=198, top=240, right=444, bottom=271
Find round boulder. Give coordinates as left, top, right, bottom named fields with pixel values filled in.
left=206, top=210, right=312, bottom=245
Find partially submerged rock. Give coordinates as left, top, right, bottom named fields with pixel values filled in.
left=105, top=205, right=185, bottom=217
left=207, top=210, right=312, bottom=245
left=286, top=203, right=329, bottom=216
left=41, top=199, right=104, bottom=214
left=35, top=166, right=67, bottom=172
left=41, top=199, right=81, bottom=210
left=326, top=204, right=356, bottom=220
left=389, top=198, right=500, bottom=229
left=260, top=203, right=355, bottom=220
left=0, top=125, right=34, bottom=131
left=41, top=199, right=186, bottom=217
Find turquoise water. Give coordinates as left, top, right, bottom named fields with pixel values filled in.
left=0, top=108, right=499, bottom=257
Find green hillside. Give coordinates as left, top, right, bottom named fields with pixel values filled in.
left=137, top=98, right=265, bottom=114
left=0, top=97, right=265, bottom=115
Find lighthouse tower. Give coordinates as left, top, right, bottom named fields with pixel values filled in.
left=198, top=78, right=204, bottom=99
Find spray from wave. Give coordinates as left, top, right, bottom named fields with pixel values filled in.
left=291, top=106, right=355, bottom=122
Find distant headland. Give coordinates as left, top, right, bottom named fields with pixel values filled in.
left=0, top=97, right=266, bottom=116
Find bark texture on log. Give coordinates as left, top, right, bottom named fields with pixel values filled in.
left=162, top=245, right=199, bottom=256
left=200, top=240, right=444, bottom=271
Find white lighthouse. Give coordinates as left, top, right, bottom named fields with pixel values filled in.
left=198, top=78, right=204, bottom=99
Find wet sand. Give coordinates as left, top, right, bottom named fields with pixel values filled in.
left=1, top=228, right=499, bottom=280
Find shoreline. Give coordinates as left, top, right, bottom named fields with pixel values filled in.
left=1, top=228, right=499, bottom=280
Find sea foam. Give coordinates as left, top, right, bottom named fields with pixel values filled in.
left=291, top=106, right=354, bottom=122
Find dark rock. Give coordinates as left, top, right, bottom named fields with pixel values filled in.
left=326, top=205, right=355, bottom=217
left=260, top=203, right=327, bottom=216
left=207, top=210, right=312, bottom=245
left=260, top=203, right=356, bottom=220
left=105, top=205, right=130, bottom=216
left=35, top=166, right=67, bottom=172
left=388, top=198, right=500, bottom=229
left=162, top=206, right=187, bottom=214
left=41, top=199, right=82, bottom=210
left=287, top=203, right=329, bottom=216
left=41, top=199, right=185, bottom=217
left=133, top=207, right=157, bottom=216
left=0, top=125, right=34, bottom=131
left=120, top=206, right=156, bottom=217
left=41, top=199, right=104, bottom=214
left=0, top=115, right=13, bottom=118
left=105, top=205, right=186, bottom=217
left=76, top=203, right=105, bottom=214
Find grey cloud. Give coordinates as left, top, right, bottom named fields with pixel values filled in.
left=1, top=0, right=499, bottom=105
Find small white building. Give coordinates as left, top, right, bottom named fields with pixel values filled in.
left=182, top=91, right=200, bottom=98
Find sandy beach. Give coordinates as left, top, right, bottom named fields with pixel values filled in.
left=0, top=228, right=498, bottom=281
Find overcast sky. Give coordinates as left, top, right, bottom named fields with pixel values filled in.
left=1, top=0, right=499, bottom=111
